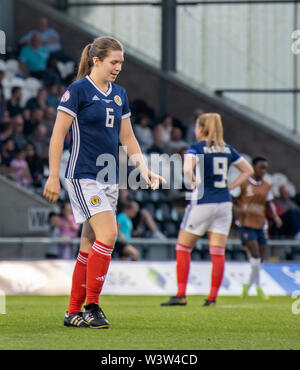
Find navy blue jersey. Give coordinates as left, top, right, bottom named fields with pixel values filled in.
left=57, top=76, right=131, bottom=182
left=186, top=141, right=242, bottom=204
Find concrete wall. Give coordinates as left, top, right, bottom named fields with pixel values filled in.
left=14, top=0, right=300, bottom=190
left=0, top=175, right=55, bottom=237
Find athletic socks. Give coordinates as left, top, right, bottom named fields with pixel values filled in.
left=248, top=257, right=261, bottom=288
left=176, top=243, right=192, bottom=297
left=68, top=251, right=88, bottom=315
left=207, top=246, right=225, bottom=301
left=85, top=240, right=114, bottom=306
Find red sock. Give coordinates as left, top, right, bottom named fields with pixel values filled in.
left=68, top=251, right=88, bottom=314
left=176, top=243, right=192, bottom=297
left=86, top=240, right=114, bottom=306
left=207, top=246, right=225, bottom=301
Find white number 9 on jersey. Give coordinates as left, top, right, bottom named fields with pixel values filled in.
left=213, top=157, right=228, bottom=188
left=106, top=108, right=115, bottom=128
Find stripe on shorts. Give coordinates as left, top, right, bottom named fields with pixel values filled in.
left=181, top=204, right=192, bottom=229
left=71, top=179, right=91, bottom=219
left=67, top=116, right=80, bottom=178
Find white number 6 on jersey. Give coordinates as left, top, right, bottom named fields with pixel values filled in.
left=213, top=157, right=228, bottom=188
left=106, top=108, right=114, bottom=128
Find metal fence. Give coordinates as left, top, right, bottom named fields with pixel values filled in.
left=0, top=237, right=300, bottom=261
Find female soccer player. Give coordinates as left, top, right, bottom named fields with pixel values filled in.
left=235, top=156, right=282, bottom=300
left=161, top=113, right=254, bottom=307
left=43, top=36, right=165, bottom=328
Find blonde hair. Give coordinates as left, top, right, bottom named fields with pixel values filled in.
left=197, top=113, right=225, bottom=150
left=76, top=36, right=123, bottom=80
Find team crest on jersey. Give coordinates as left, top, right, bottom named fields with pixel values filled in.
left=90, top=195, right=100, bottom=207
left=61, top=90, right=70, bottom=103
left=114, top=95, right=122, bottom=106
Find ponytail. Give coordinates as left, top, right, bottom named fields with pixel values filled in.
left=197, top=113, right=225, bottom=151
left=76, top=43, right=92, bottom=81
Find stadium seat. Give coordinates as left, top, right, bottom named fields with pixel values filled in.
left=24, top=77, right=42, bottom=94
left=5, top=59, right=19, bottom=79
left=142, top=201, right=156, bottom=217
left=0, top=59, right=6, bottom=71
left=9, top=76, right=25, bottom=88
left=155, top=202, right=171, bottom=222
left=162, top=221, right=177, bottom=237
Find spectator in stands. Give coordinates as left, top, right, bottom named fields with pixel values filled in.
left=43, top=55, right=64, bottom=87
left=28, top=124, right=49, bottom=159
left=41, top=105, right=55, bottom=135
left=0, top=138, right=15, bottom=173
left=147, top=124, right=165, bottom=155
left=25, top=142, right=44, bottom=187
left=6, top=87, right=23, bottom=118
left=186, top=108, right=205, bottom=144
left=165, top=126, right=188, bottom=155
left=119, top=188, right=166, bottom=240
left=270, top=185, right=300, bottom=239
left=46, top=83, right=61, bottom=110
left=0, top=120, right=13, bottom=149
left=133, top=114, right=153, bottom=153
left=58, top=201, right=80, bottom=259
left=11, top=114, right=27, bottom=150
left=276, top=185, right=299, bottom=213
left=115, top=200, right=140, bottom=261
left=0, top=70, right=6, bottom=124
left=9, top=147, right=32, bottom=188
left=25, top=87, right=49, bottom=111
left=24, top=107, right=44, bottom=136
left=28, top=123, right=49, bottom=160
left=19, top=17, right=63, bottom=58
left=19, top=32, right=49, bottom=79
left=155, top=114, right=173, bottom=146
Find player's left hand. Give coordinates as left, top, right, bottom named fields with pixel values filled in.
left=143, top=170, right=167, bottom=191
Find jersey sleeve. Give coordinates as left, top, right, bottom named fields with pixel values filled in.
left=57, top=84, right=79, bottom=118
left=121, top=89, right=131, bottom=119
left=228, top=145, right=243, bottom=165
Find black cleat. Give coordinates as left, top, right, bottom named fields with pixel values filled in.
left=64, top=312, right=90, bottom=328
left=82, top=303, right=110, bottom=329
left=161, top=296, right=187, bottom=306
left=202, top=299, right=216, bottom=307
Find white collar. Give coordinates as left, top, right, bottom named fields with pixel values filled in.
left=248, top=177, right=263, bottom=186
left=86, top=76, right=112, bottom=97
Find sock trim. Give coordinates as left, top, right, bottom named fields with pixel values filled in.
left=210, top=245, right=225, bottom=255
left=176, top=243, right=192, bottom=253
left=77, top=251, right=88, bottom=264
left=93, top=241, right=113, bottom=256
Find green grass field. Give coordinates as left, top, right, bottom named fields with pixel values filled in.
left=0, top=295, right=299, bottom=350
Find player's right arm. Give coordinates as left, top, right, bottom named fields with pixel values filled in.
left=227, top=158, right=254, bottom=191
left=43, top=111, right=73, bottom=203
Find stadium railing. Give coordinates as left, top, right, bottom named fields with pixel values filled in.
left=0, top=237, right=300, bottom=261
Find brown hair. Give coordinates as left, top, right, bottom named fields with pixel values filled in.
left=197, top=113, right=225, bottom=150
left=76, top=36, right=123, bottom=80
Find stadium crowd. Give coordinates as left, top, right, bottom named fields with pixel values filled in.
left=0, top=17, right=300, bottom=260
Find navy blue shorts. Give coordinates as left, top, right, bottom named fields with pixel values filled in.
left=238, top=226, right=267, bottom=246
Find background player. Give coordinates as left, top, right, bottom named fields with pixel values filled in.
left=234, top=156, right=282, bottom=300
left=43, top=36, right=165, bottom=328
left=161, top=113, right=254, bottom=307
